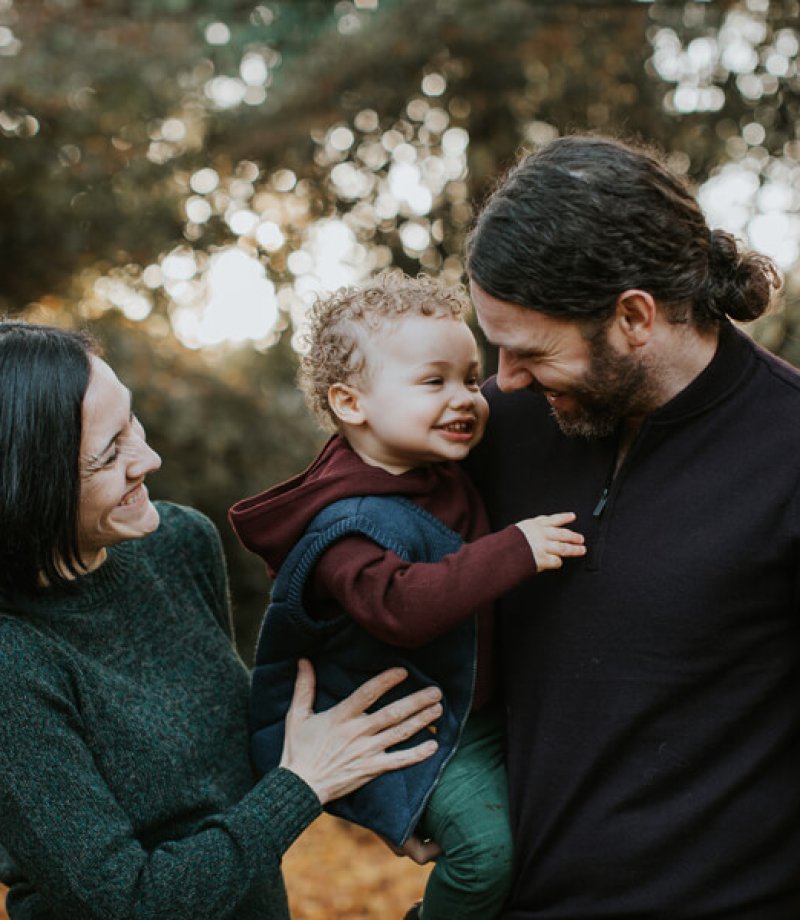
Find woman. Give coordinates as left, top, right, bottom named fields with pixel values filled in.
left=0, top=320, right=442, bottom=920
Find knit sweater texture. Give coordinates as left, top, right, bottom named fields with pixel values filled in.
left=467, top=322, right=800, bottom=919
left=0, top=502, right=321, bottom=920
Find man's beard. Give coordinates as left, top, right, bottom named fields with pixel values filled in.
left=549, top=332, right=658, bottom=439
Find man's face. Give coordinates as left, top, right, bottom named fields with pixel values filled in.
left=470, top=281, right=656, bottom=438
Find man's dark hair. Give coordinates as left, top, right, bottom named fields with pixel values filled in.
left=0, top=321, right=95, bottom=594
left=467, top=134, right=780, bottom=328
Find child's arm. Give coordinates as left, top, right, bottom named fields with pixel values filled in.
left=310, top=514, right=584, bottom=647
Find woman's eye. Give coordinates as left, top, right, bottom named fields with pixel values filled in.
left=103, top=449, right=119, bottom=467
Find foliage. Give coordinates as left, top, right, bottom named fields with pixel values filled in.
left=2, top=0, right=799, bottom=649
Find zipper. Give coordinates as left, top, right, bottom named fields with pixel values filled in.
left=593, top=487, right=610, bottom=518
left=588, top=424, right=647, bottom=569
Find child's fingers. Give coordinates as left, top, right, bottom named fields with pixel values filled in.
left=538, top=511, right=577, bottom=526
left=537, top=553, right=564, bottom=570
left=552, top=541, right=587, bottom=557
left=546, top=526, right=584, bottom=544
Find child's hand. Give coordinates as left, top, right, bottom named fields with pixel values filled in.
left=515, top=512, right=586, bottom=571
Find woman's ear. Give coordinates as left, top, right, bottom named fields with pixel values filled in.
left=328, top=383, right=366, bottom=426
left=612, top=289, right=657, bottom=349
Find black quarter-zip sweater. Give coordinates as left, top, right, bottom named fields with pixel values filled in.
left=466, top=322, right=800, bottom=919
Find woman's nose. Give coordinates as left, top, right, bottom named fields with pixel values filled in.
left=129, top=438, right=162, bottom=478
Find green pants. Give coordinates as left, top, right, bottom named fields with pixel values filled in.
left=417, top=707, right=513, bottom=920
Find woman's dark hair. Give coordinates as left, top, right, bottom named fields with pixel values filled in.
left=0, top=321, right=95, bottom=594
left=467, top=135, right=780, bottom=328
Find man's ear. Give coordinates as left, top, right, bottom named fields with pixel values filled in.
left=328, top=383, right=366, bottom=426
left=612, top=289, right=657, bottom=348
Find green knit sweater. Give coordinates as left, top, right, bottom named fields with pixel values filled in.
left=0, top=502, right=321, bottom=920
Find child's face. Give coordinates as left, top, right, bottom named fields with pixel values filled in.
left=348, top=314, right=490, bottom=474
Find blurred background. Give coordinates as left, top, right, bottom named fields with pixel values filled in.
left=2, top=1, right=799, bottom=914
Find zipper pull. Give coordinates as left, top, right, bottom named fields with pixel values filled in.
left=593, top=488, right=609, bottom=518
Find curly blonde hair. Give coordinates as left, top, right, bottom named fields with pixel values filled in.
left=298, top=270, right=471, bottom=431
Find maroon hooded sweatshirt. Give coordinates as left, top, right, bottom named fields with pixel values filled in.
left=229, top=436, right=535, bottom=709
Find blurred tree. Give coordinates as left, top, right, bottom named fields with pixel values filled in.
left=2, top=0, right=799, bottom=650
left=87, top=310, right=323, bottom=660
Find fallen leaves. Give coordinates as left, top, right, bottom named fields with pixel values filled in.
left=284, top=814, right=433, bottom=920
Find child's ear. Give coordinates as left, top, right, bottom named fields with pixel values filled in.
left=328, top=383, right=366, bottom=426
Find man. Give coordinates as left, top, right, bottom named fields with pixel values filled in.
left=464, top=135, right=800, bottom=918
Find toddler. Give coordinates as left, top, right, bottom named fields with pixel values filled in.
left=230, top=271, right=585, bottom=920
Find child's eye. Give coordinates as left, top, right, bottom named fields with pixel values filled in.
left=466, top=375, right=481, bottom=389
left=422, top=377, right=444, bottom=387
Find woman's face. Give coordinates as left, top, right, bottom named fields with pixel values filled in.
left=76, top=356, right=162, bottom=572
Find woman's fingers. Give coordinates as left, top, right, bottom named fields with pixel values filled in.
left=354, top=736, right=439, bottom=789
left=286, top=658, right=316, bottom=722
left=369, top=700, right=442, bottom=750
left=362, top=684, right=443, bottom=734
left=280, top=663, right=442, bottom=804
left=334, top=666, right=411, bottom=718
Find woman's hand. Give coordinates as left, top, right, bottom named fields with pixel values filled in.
left=280, top=659, right=442, bottom=805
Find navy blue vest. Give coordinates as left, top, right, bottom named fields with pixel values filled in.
left=250, top=495, right=477, bottom=845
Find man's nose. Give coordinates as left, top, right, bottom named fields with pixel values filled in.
left=497, top=350, right=532, bottom=393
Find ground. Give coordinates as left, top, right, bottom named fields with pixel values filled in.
left=284, top=813, right=433, bottom=919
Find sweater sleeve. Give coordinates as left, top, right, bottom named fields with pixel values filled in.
left=0, top=642, right=321, bottom=920
left=311, top=524, right=535, bottom=647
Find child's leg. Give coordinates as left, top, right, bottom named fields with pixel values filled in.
left=416, top=707, right=513, bottom=920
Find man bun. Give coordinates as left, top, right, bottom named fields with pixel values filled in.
left=703, top=228, right=781, bottom=324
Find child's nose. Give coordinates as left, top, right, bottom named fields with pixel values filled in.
left=449, top=386, right=475, bottom=407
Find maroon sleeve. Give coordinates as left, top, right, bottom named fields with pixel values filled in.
left=310, top=525, right=535, bottom=647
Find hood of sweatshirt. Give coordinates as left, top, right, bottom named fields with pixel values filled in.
left=229, top=435, right=450, bottom=575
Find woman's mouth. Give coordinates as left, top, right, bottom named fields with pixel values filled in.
left=119, top=483, right=147, bottom=507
